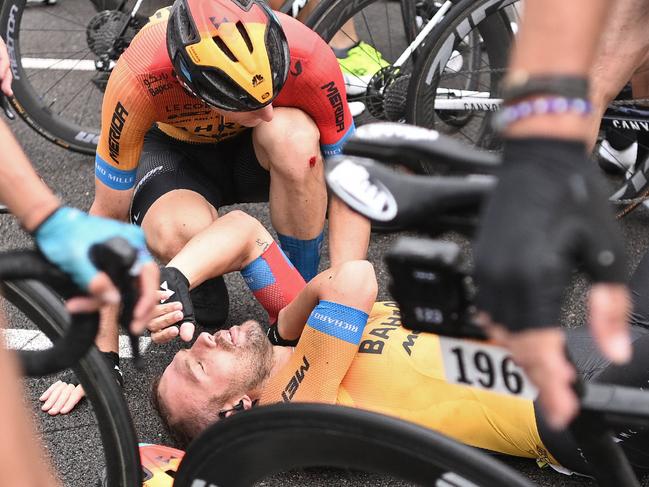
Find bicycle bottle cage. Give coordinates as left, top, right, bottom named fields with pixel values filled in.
left=385, top=236, right=486, bottom=339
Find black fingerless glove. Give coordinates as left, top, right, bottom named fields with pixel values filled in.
left=474, top=138, right=626, bottom=331
left=102, top=351, right=124, bottom=388
left=267, top=323, right=299, bottom=346
left=159, top=266, right=196, bottom=325
left=60, top=351, right=123, bottom=388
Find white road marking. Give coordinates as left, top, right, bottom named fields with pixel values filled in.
left=22, top=58, right=97, bottom=71
left=2, top=328, right=151, bottom=358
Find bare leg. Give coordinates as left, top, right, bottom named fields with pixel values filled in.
left=253, top=107, right=327, bottom=241
left=254, top=107, right=369, bottom=274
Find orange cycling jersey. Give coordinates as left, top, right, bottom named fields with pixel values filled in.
left=95, top=9, right=354, bottom=191
left=260, top=301, right=557, bottom=466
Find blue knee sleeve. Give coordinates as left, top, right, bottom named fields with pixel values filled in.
left=277, top=232, right=324, bottom=282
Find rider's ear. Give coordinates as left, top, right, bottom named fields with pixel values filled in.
left=239, top=395, right=254, bottom=412
left=218, top=395, right=254, bottom=419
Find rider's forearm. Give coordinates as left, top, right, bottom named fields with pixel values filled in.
left=277, top=261, right=376, bottom=340
left=505, top=0, right=611, bottom=141
left=327, top=195, right=370, bottom=266
left=89, top=182, right=133, bottom=221
left=167, top=211, right=271, bottom=288
left=0, top=346, right=61, bottom=486
left=0, top=119, right=60, bottom=231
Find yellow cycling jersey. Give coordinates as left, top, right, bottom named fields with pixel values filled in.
left=260, top=302, right=557, bottom=465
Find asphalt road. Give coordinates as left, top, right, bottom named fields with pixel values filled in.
left=4, top=1, right=649, bottom=486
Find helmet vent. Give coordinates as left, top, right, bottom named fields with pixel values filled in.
left=213, top=36, right=238, bottom=62
left=236, top=21, right=254, bottom=53
left=177, top=3, right=198, bottom=43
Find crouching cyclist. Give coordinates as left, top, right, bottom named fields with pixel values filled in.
left=150, top=210, right=649, bottom=477
left=92, top=0, right=365, bottom=326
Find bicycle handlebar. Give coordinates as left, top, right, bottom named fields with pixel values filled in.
left=325, top=155, right=494, bottom=235
left=89, top=238, right=142, bottom=367
left=0, top=238, right=141, bottom=376
left=343, top=122, right=500, bottom=174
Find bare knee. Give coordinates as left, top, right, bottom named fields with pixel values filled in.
left=221, top=209, right=270, bottom=242
left=254, top=109, right=322, bottom=181
left=144, top=214, right=215, bottom=262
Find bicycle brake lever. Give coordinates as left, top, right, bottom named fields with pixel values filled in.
left=0, top=93, right=16, bottom=120
left=89, top=237, right=144, bottom=368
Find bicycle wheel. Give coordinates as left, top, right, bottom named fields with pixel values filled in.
left=307, top=0, right=474, bottom=125
left=407, top=0, right=520, bottom=162
left=1, top=279, right=140, bottom=486
left=172, top=403, right=533, bottom=487
left=0, top=0, right=166, bottom=154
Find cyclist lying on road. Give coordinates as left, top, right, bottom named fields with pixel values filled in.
left=149, top=210, right=649, bottom=477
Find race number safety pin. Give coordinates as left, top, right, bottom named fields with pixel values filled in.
left=439, top=337, right=538, bottom=400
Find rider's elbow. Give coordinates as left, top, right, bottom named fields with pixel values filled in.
left=329, top=260, right=377, bottom=311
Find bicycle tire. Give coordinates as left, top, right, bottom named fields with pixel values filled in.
left=406, top=0, right=517, bottom=169
left=1, top=279, right=141, bottom=487
left=0, top=0, right=152, bottom=154
left=172, top=403, right=533, bottom=487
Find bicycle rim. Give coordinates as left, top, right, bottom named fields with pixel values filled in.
left=0, top=0, right=166, bottom=154
left=407, top=0, right=520, bottom=160
left=1, top=280, right=140, bottom=487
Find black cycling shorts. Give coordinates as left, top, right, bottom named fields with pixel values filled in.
left=129, top=126, right=270, bottom=224
left=535, top=249, right=649, bottom=474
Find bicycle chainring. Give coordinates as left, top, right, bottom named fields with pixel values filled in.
left=86, top=10, right=141, bottom=59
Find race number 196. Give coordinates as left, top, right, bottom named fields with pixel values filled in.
left=439, top=337, right=538, bottom=400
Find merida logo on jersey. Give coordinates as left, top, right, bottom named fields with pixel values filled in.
left=320, top=81, right=345, bottom=132
left=108, top=102, right=129, bottom=163
left=281, top=356, right=310, bottom=402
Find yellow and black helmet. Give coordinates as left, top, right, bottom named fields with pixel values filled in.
left=167, top=0, right=290, bottom=111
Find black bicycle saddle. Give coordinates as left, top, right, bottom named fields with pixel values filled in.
left=325, top=155, right=495, bottom=234
left=342, top=122, right=501, bottom=174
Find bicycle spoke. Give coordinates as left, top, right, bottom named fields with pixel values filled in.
left=25, top=46, right=93, bottom=80
left=76, top=81, right=97, bottom=125
left=34, top=8, right=89, bottom=29
left=56, top=77, right=97, bottom=118
left=359, top=9, right=382, bottom=66
left=384, top=1, right=393, bottom=61
left=40, top=50, right=94, bottom=99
